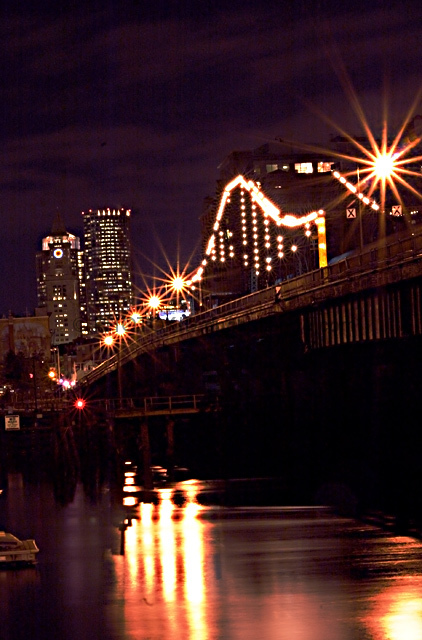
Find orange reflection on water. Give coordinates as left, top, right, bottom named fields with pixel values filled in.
left=364, top=573, right=422, bottom=640
left=122, top=496, right=137, bottom=507
left=139, top=501, right=156, bottom=600
left=182, top=498, right=207, bottom=639
left=158, top=490, right=176, bottom=601
left=111, top=488, right=207, bottom=638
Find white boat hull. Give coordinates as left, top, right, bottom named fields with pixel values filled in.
left=0, top=532, right=39, bottom=566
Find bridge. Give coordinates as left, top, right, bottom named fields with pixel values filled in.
left=0, top=394, right=207, bottom=418
left=68, top=222, right=422, bottom=505
left=81, top=223, right=422, bottom=389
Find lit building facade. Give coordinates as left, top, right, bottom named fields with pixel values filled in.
left=82, top=207, right=133, bottom=334
left=35, top=214, right=83, bottom=346
left=0, top=313, right=51, bottom=360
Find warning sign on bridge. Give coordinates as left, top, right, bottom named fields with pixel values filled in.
left=5, top=415, right=20, bottom=430
left=391, top=205, right=402, bottom=216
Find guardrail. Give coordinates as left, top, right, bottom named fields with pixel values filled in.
left=0, top=399, right=72, bottom=414
left=103, top=394, right=207, bottom=416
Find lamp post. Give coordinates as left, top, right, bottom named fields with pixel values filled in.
left=169, top=275, right=185, bottom=307
left=357, top=166, right=364, bottom=252
left=102, top=323, right=126, bottom=409
left=31, top=355, right=38, bottom=413
left=147, top=295, right=161, bottom=328
left=115, top=322, right=126, bottom=409
left=130, top=311, right=142, bottom=337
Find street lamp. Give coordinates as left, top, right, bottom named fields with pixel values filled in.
left=167, top=274, right=189, bottom=317
left=146, top=295, right=161, bottom=328
left=51, top=346, right=61, bottom=380
left=101, top=322, right=126, bottom=408
left=130, top=310, right=142, bottom=324
left=371, top=148, right=398, bottom=247
left=169, top=275, right=185, bottom=301
left=115, top=322, right=126, bottom=337
left=115, top=322, right=126, bottom=409
left=129, top=310, right=142, bottom=338
left=147, top=295, right=161, bottom=312
left=103, top=333, right=115, bottom=348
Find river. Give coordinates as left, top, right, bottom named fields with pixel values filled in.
left=1, top=473, right=422, bottom=640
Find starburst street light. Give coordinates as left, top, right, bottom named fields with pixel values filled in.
left=103, top=334, right=115, bottom=347
left=275, top=76, right=422, bottom=253
left=168, top=273, right=190, bottom=308
left=135, top=236, right=196, bottom=312
left=170, top=275, right=185, bottom=292
left=324, top=87, right=422, bottom=210
left=330, top=107, right=422, bottom=251
left=115, top=322, right=126, bottom=337
left=336, top=108, right=420, bottom=259
left=147, top=295, right=161, bottom=311
left=349, top=128, right=422, bottom=216
left=169, top=274, right=186, bottom=303
left=130, top=311, right=142, bottom=324
left=373, top=152, right=396, bottom=181
left=100, top=320, right=129, bottom=407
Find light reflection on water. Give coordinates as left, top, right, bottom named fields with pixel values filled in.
left=112, top=487, right=209, bottom=639
left=2, top=474, right=422, bottom=639
left=364, top=574, right=422, bottom=640
left=106, top=482, right=422, bottom=640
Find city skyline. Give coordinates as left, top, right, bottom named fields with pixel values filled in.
left=1, top=0, right=422, bottom=316
left=34, top=207, right=134, bottom=343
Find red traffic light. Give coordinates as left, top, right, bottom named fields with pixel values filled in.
left=74, top=399, right=85, bottom=410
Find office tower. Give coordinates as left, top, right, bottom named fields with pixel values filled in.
left=82, top=207, right=133, bottom=334
left=36, top=214, right=83, bottom=345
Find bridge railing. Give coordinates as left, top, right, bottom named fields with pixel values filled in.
left=0, top=398, right=73, bottom=413
left=103, top=394, right=206, bottom=414
left=143, top=394, right=205, bottom=413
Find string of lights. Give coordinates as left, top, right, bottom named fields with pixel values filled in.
left=188, top=174, right=327, bottom=286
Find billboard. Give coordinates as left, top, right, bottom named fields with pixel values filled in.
left=5, top=415, right=20, bottom=430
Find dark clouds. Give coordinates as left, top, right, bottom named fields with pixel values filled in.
left=1, top=0, right=422, bottom=314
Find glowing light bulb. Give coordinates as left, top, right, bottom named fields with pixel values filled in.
left=373, top=152, right=395, bottom=179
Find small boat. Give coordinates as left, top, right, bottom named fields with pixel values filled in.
left=0, top=531, right=39, bottom=566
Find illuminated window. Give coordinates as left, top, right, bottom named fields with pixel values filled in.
left=295, top=162, right=313, bottom=174
left=266, top=164, right=279, bottom=172
left=317, top=161, right=333, bottom=173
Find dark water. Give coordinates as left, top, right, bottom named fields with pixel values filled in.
left=1, top=474, right=422, bottom=640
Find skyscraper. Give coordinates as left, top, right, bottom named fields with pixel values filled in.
left=82, top=207, right=133, bottom=334
left=36, top=214, right=84, bottom=345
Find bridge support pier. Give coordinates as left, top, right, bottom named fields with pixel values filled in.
left=166, top=417, right=175, bottom=483
left=139, top=419, right=153, bottom=491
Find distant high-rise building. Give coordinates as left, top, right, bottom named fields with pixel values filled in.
left=36, top=214, right=84, bottom=345
left=82, top=207, right=133, bottom=334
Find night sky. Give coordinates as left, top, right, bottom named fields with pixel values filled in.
left=1, top=0, right=422, bottom=315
